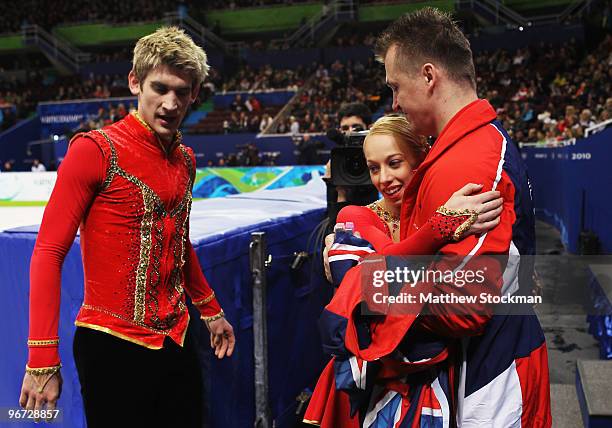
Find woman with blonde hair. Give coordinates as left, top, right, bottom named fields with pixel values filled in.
left=306, top=114, right=504, bottom=427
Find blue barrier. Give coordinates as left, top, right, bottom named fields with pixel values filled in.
left=523, top=128, right=612, bottom=253
left=183, top=134, right=334, bottom=166
left=0, top=202, right=331, bottom=427
left=587, top=266, right=612, bottom=360
left=0, top=117, right=42, bottom=171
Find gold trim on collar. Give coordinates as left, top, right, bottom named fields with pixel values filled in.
left=132, top=111, right=154, bottom=133
left=131, top=111, right=181, bottom=155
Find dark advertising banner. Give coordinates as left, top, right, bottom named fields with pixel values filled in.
left=37, top=97, right=137, bottom=138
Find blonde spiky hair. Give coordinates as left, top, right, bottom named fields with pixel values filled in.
left=132, top=26, right=209, bottom=88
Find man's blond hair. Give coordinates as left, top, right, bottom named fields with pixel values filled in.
left=132, top=26, right=209, bottom=88
left=367, top=115, right=429, bottom=165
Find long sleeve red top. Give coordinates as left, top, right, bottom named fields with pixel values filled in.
left=28, top=114, right=222, bottom=368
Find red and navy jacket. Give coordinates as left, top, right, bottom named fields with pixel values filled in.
left=399, top=99, right=551, bottom=427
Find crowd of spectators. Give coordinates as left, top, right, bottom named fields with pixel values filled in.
left=0, top=0, right=175, bottom=33
left=216, top=64, right=311, bottom=92
left=476, top=34, right=612, bottom=144
left=0, top=72, right=130, bottom=131
left=0, top=0, right=318, bottom=34
left=71, top=102, right=133, bottom=136
left=1, top=13, right=610, bottom=144
left=273, top=57, right=388, bottom=134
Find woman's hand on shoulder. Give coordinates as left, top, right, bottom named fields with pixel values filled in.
left=445, top=183, right=503, bottom=236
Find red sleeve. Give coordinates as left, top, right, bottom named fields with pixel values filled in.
left=416, top=134, right=515, bottom=337
left=336, top=205, right=452, bottom=256
left=28, top=135, right=105, bottom=368
left=182, top=241, right=223, bottom=319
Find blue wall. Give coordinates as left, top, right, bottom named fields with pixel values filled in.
left=183, top=133, right=334, bottom=166
left=524, top=128, right=612, bottom=253
left=0, top=117, right=42, bottom=171
left=471, top=23, right=584, bottom=52
left=213, top=91, right=295, bottom=108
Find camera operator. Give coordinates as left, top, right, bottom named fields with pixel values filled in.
left=324, top=102, right=378, bottom=234
left=296, top=134, right=325, bottom=165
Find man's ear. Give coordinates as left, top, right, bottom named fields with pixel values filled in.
left=421, top=63, right=437, bottom=93
left=128, top=70, right=141, bottom=96
left=190, top=82, right=201, bottom=104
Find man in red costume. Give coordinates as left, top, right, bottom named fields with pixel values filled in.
left=19, top=27, right=235, bottom=427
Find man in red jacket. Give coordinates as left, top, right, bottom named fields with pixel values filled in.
left=322, top=7, right=551, bottom=427
left=19, top=27, right=235, bottom=427
left=375, top=8, right=551, bottom=426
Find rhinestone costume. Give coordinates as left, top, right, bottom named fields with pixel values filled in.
left=28, top=113, right=221, bottom=368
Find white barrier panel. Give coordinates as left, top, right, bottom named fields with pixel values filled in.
left=0, top=172, right=57, bottom=202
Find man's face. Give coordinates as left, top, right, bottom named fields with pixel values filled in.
left=384, top=45, right=435, bottom=136
left=129, top=64, right=199, bottom=142
left=339, top=115, right=367, bottom=135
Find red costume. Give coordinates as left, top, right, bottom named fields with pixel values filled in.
left=27, top=113, right=222, bottom=369
left=336, top=203, right=470, bottom=255
left=305, top=203, right=471, bottom=427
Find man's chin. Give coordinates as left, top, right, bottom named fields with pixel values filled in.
left=153, top=125, right=177, bottom=141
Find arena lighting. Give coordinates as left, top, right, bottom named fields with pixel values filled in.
left=519, top=26, right=524, bottom=31
left=53, top=135, right=59, bottom=141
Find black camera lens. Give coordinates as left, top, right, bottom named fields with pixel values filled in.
left=345, top=153, right=367, bottom=177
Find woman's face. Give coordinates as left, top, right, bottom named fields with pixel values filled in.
left=363, top=133, right=418, bottom=209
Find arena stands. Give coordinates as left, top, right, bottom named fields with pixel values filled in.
left=476, top=34, right=612, bottom=144
left=0, top=0, right=172, bottom=32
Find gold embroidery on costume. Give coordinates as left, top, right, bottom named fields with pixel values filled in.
left=193, top=292, right=216, bottom=306
left=201, top=310, right=225, bottom=323
left=25, top=365, right=62, bottom=376
left=132, top=111, right=154, bottom=133
left=75, top=321, right=164, bottom=349
left=94, top=130, right=194, bottom=330
left=132, top=112, right=183, bottom=155
left=27, top=339, right=59, bottom=346
left=80, top=304, right=178, bottom=334
left=435, top=206, right=478, bottom=241
left=97, top=130, right=118, bottom=191
left=367, top=200, right=400, bottom=236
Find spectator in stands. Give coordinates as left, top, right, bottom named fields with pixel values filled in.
left=259, top=113, right=273, bottom=132
left=289, top=115, right=300, bottom=135
left=19, top=26, right=234, bottom=428
left=248, top=114, right=260, bottom=133
left=230, top=94, right=244, bottom=111
left=2, top=160, right=14, bottom=172
left=30, top=159, right=46, bottom=172
left=245, top=95, right=261, bottom=113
